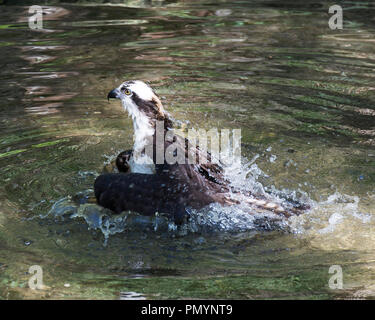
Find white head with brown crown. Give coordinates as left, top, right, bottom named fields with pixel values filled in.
left=107, top=80, right=168, bottom=122
left=107, top=80, right=171, bottom=173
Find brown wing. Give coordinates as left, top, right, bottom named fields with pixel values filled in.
left=182, top=134, right=228, bottom=186
left=159, top=133, right=229, bottom=189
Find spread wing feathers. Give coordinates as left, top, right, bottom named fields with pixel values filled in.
left=94, top=173, right=189, bottom=224
left=114, top=133, right=228, bottom=187
left=162, top=132, right=229, bottom=187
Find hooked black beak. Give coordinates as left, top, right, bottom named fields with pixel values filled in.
left=107, top=89, right=119, bottom=101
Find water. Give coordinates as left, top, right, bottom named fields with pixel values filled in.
left=0, top=0, right=375, bottom=299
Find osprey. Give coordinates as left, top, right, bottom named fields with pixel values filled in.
left=94, top=80, right=308, bottom=224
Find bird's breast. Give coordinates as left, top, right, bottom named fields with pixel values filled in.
left=128, top=154, right=155, bottom=174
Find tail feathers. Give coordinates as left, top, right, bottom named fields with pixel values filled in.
left=244, top=197, right=310, bottom=218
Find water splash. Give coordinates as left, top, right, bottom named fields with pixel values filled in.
left=44, top=193, right=171, bottom=245
left=39, top=149, right=315, bottom=242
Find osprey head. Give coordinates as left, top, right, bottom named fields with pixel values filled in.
left=107, top=80, right=166, bottom=121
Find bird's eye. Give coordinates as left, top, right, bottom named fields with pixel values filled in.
left=122, top=87, right=132, bottom=96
